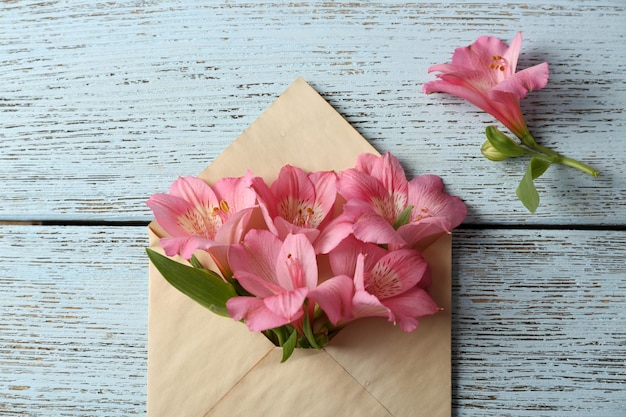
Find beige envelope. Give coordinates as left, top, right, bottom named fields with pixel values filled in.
left=147, top=78, right=451, bottom=417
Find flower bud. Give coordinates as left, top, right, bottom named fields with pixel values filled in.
left=485, top=126, right=526, bottom=158
left=481, top=140, right=510, bottom=161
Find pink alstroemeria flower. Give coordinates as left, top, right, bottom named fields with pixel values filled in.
left=252, top=165, right=337, bottom=250
left=146, top=173, right=257, bottom=273
left=226, top=230, right=319, bottom=332
left=423, top=32, right=549, bottom=141
left=309, top=236, right=439, bottom=332
left=334, top=152, right=466, bottom=250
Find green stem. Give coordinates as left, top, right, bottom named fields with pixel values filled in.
left=521, top=133, right=599, bottom=177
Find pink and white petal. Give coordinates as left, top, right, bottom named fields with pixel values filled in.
left=309, top=170, right=338, bottom=219
left=251, top=176, right=279, bottom=235
left=503, top=32, right=523, bottom=73
left=273, top=216, right=320, bottom=243
left=483, top=90, right=529, bottom=137
left=213, top=171, right=257, bottom=212
left=273, top=165, right=316, bottom=207
left=354, top=152, right=379, bottom=175
left=408, top=175, right=467, bottom=228
left=425, top=63, right=467, bottom=76
left=382, top=287, right=441, bottom=332
left=263, top=288, right=308, bottom=322
left=455, top=35, right=509, bottom=74
left=214, top=207, right=255, bottom=245
left=328, top=235, right=385, bottom=278
left=346, top=203, right=406, bottom=246
left=146, top=193, right=194, bottom=237
left=313, top=214, right=355, bottom=255
left=229, top=230, right=281, bottom=286
left=371, top=249, right=430, bottom=296
left=275, top=233, right=318, bottom=290
left=351, top=290, right=390, bottom=321
left=233, top=270, right=284, bottom=298
left=160, top=236, right=215, bottom=259
left=206, top=244, right=233, bottom=279
left=338, top=169, right=390, bottom=204
left=491, top=62, right=549, bottom=99
left=226, top=296, right=290, bottom=332
left=169, top=176, right=218, bottom=209
left=368, top=152, right=409, bottom=197
left=397, top=220, right=451, bottom=250
left=308, top=275, right=355, bottom=325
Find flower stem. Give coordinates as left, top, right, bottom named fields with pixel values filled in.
left=521, top=133, right=599, bottom=177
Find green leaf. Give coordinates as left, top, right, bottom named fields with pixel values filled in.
left=189, top=254, right=204, bottom=269
left=516, top=157, right=552, bottom=213
left=392, top=205, right=413, bottom=229
left=280, top=328, right=298, bottom=363
left=529, top=156, right=551, bottom=180
left=146, top=248, right=237, bottom=317
left=302, top=310, right=322, bottom=350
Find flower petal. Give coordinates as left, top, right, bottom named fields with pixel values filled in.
left=214, top=207, right=255, bottom=245
left=226, top=296, right=290, bottom=332
left=169, top=176, right=217, bottom=209
left=213, top=171, right=257, bottom=212
left=229, top=229, right=282, bottom=288
left=263, top=288, right=308, bottom=322
left=160, top=236, right=214, bottom=259
left=367, top=249, right=430, bottom=299
left=381, top=287, right=440, bottom=332
left=503, top=32, right=522, bottom=73
left=146, top=193, right=194, bottom=237
left=313, top=214, right=354, bottom=254
left=343, top=200, right=406, bottom=246
left=275, top=233, right=318, bottom=290
left=308, top=275, right=354, bottom=325
left=491, top=62, right=549, bottom=99
left=351, top=289, right=390, bottom=321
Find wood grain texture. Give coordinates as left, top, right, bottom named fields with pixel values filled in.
left=452, top=229, right=626, bottom=416
left=0, top=226, right=148, bottom=416
left=1, top=226, right=624, bottom=415
left=1, top=1, right=624, bottom=224
left=1, top=1, right=625, bottom=416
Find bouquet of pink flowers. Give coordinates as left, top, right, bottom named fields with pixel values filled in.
left=147, top=151, right=466, bottom=361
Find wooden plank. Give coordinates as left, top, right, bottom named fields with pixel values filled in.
left=1, top=226, right=625, bottom=415
left=0, top=226, right=148, bottom=416
left=452, top=229, right=626, bottom=416
left=1, top=1, right=625, bottom=224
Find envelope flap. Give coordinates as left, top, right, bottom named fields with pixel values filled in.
left=198, top=77, right=378, bottom=181
left=204, top=349, right=394, bottom=417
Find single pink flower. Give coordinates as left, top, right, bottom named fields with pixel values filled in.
left=423, top=32, right=549, bottom=140
left=252, top=165, right=338, bottom=250
left=226, top=231, right=319, bottom=332
left=146, top=173, right=257, bottom=274
left=335, top=152, right=466, bottom=250
left=309, top=236, right=439, bottom=332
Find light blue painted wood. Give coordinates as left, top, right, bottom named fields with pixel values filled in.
left=0, top=1, right=624, bottom=223
left=1, top=226, right=624, bottom=415
left=1, top=1, right=625, bottom=416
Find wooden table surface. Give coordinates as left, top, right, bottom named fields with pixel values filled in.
left=2, top=1, right=625, bottom=416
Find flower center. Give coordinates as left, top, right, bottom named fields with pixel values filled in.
left=279, top=198, right=321, bottom=228
left=490, top=55, right=508, bottom=72
left=413, top=207, right=434, bottom=222
left=177, top=201, right=228, bottom=239
left=365, top=263, right=402, bottom=299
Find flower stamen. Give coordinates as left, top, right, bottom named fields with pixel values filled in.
left=490, top=55, right=507, bottom=72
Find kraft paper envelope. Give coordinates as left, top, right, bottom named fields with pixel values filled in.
left=148, top=78, right=451, bottom=417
